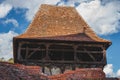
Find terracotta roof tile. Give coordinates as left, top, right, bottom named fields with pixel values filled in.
left=15, top=4, right=111, bottom=43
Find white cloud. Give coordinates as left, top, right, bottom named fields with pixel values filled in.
left=76, top=0, right=120, bottom=35
left=3, top=0, right=60, bottom=21
left=117, top=69, right=120, bottom=78
left=0, top=31, right=18, bottom=60
left=56, top=0, right=93, bottom=7
left=0, top=3, right=12, bottom=18
left=103, top=64, right=120, bottom=78
left=103, top=64, right=115, bottom=77
left=4, top=18, right=19, bottom=27
left=2, top=0, right=120, bottom=35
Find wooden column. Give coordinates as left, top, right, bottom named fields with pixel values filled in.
left=25, top=46, right=29, bottom=59
left=45, top=44, right=50, bottom=60
left=61, top=65, right=65, bottom=73
left=73, top=45, right=78, bottom=70
left=42, top=65, right=45, bottom=73
left=17, top=42, right=22, bottom=60
left=73, top=45, right=78, bottom=61
left=102, top=47, right=107, bottom=64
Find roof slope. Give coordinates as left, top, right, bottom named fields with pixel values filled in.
left=15, top=4, right=110, bottom=43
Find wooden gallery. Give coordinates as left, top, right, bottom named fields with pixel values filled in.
left=13, top=4, right=111, bottom=75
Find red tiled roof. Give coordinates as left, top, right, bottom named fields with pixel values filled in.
left=15, top=4, right=111, bottom=43
left=0, top=62, right=120, bottom=80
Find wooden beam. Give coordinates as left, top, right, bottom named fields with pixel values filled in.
left=21, top=48, right=103, bottom=54
left=20, top=59, right=105, bottom=65
left=84, top=48, right=96, bottom=61
left=20, top=41, right=103, bottom=47
left=27, top=47, right=41, bottom=58
left=21, top=48, right=45, bottom=51
left=78, top=44, right=103, bottom=47
left=77, top=51, right=103, bottom=54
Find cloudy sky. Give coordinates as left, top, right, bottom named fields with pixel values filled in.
left=0, top=0, right=120, bottom=77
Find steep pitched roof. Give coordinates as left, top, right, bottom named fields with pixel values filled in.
left=15, top=4, right=111, bottom=43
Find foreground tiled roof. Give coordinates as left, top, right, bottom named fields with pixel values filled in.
left=0, top=62, right=41, bottom=80
left=15, top=4, right=111, bottom=43
left=0, top=62, right=119, bottom=80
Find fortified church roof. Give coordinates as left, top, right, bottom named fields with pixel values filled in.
left=15, top=4, right=111, bottom=43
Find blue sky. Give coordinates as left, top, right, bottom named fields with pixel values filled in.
left=0, top=0, right=120, bottom=77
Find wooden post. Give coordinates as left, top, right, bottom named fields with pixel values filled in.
left=61, top=65, right=65, bottom=73
left=102, top=47, right=107, bottom=64
left=25, top=46, right=29, bottom=59
left=46, top=44, right=50, bottom=60
left=73, top=45, right=78, bottom=70
left=73, top=45, right=78, bottom=61
left=42, top=65, right=45, bottom=73
left=17, top=42, right=22, bottom=60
